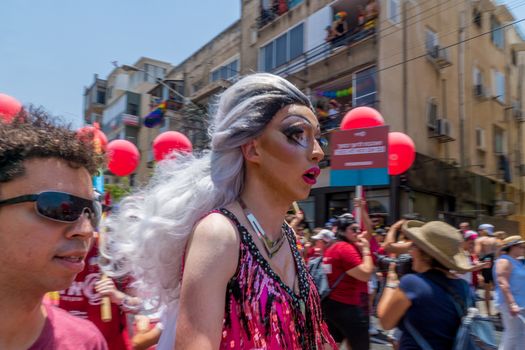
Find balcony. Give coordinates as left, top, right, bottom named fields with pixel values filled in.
left=257, top=0, right=303, bottom=29
left=269, top=28, right=376, bottom=79
left=190, top=79, right=232, bottom=102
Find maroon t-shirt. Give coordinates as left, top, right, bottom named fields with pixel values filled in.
left=59, top=244, right=130, bottom=350
left=323, top=241, right=368, bottom=307
left=28, top=304, right=107, bottom=350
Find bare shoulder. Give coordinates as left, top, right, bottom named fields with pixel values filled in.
left=496, top=258, right=511, bottom=268
left=193, top=212, right=240, bottom=246
left=187, top=212, right=241, bottom=265
left=184, top=212, right=241, bottom=281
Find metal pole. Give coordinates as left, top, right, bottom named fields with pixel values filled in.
left=402, top=0, right=408, bottom=133
left=356, top=185, right=363, bottom=227
left=458, top=10, right=466, bottom=168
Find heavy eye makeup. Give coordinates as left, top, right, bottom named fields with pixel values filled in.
left=280, top=115, right=325, bottom=149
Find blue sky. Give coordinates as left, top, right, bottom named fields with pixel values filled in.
left=0, top=0, right=240, bottom=128
left=0, top=0, right=523, bottom=128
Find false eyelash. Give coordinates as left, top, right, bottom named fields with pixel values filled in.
left=316, top=137, right=328, bottom=149
left=282, top=126, right=306, bottom=145
left=282, top=125, right=304, bottom=137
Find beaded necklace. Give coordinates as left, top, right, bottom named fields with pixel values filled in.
left=239, top=198, right=286, bottom=259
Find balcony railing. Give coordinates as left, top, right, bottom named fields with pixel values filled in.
left=257, top=0, right=303, bottom=29
left=269, top=26, right=376, bottom=78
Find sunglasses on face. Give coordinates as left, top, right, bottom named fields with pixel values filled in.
left=0, top=191, right=101, bottom=227
left=350, top=226, right=360, bottom=233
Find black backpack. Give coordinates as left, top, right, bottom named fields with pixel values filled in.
left=307, top=256, right=345, bottom=300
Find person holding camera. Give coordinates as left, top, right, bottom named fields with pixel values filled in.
left=322, top=210, right=375, bottom=349
left=494, top=235, right=525, bottom=349
left=377, top=221, right=474, bottom=350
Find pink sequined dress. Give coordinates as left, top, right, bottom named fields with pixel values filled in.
left=215, top=208, right=337, bottom=350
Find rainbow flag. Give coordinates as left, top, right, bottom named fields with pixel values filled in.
left=144, top=102, right=166, bottom=128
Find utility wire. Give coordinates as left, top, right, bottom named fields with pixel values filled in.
left=328, top=16, right=525, bottom=83
left=373, top=1, right=525, bottom=70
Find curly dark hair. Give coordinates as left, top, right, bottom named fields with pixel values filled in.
left=0, top=106, right=106, bottom=183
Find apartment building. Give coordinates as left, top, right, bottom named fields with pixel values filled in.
left=233, top=0, right=524, bottom=231
left=86, top=0, right=525, bottom=231
left=101, top=57, right=172, bottom=185
left=136, top=21, right=242, bottom=183
left=83, top=74, right=106, bottom=125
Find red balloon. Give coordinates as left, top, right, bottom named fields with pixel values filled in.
left=153, top=131, right=193, bottom=161
left=340, top=106, right=385, bottom=130
left=107, top=140, right=140, bottom=176
left=77, top=123, right=108, bottom=153
left=0, top=93, right=22, bottom=123
left=388, top=132, right=416, bottom=175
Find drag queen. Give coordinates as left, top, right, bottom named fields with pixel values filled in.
left=103, top=73, right=337, bottom=349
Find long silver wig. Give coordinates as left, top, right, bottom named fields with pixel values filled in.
left=100, top=73, right=313, bottom=307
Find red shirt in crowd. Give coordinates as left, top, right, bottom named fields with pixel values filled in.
left=29, top=303, right=107, bottom=350
left=322, top=241, right=368, bottom=307
left=58, top=243, right=131, bottom=350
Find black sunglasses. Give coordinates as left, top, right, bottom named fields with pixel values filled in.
left=0, top=191, right=101, bottom=227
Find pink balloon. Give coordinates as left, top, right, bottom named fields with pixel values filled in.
left=153, top=131, right=193, bottom=161
left=107, top=140, right=140, bottom=176
left=388, top=132, right=416, bottom=175
left=340, top=106, right=385, bottom=130
left=0, top=93, right=22, bottom=123
left=77, top=123, right=108, bottom=153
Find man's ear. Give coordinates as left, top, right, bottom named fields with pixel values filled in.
left=241, top=139, right=261, bottom=164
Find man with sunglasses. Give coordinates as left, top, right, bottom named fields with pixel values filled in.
left=0, top=109, right=107, bottom=349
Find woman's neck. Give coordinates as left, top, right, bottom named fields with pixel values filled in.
left=240, top=185, right=290, bottom=241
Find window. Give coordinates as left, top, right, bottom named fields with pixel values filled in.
left=130, top=71, right=143, bottom=88
left=493, top=126, right=506, bottom=154
left=289, top=24, right=304, bottom=60
left=259, top=23, right=304, bottom=71
left=262, top=41, right=274, bottom=71
left=491, top=15, right=504, bottom=49
left=143, top=64, right=166, bottom=83
left=210, top=59, right=239, bottom=82
left=127, top=103, right=139, bottom=116
left=473, top=9, right=482, bottom=28
left=473, top=67, right=486, bottom=97
left=427, top=98, right=438, bottom=128
left=476, top=127, right=486, bottom=150
left=166, top=80, right=185, bottom=102
left=425, top=28, right=439, bottom=57
left=473, top=67, right=483, bottom=86
left=96, top=88, right=106, bottom=104
left=388, top=0, right=400, bottom=24
left=353, top=66, right=377, bottom=108
left=492, top=69, right=505, bottom=103
left=212, top=70, right=220, bottom=82
left=275, top=34, right=287, bottom=67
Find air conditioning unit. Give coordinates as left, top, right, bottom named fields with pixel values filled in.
left=436, top=118, right=452, bottom=137
left=494, top=200, right=516, bottom=216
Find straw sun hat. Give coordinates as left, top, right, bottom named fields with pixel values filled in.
left=500, top=235, right=525, bottom=251
left=402, top=220, right=474, bottom=273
